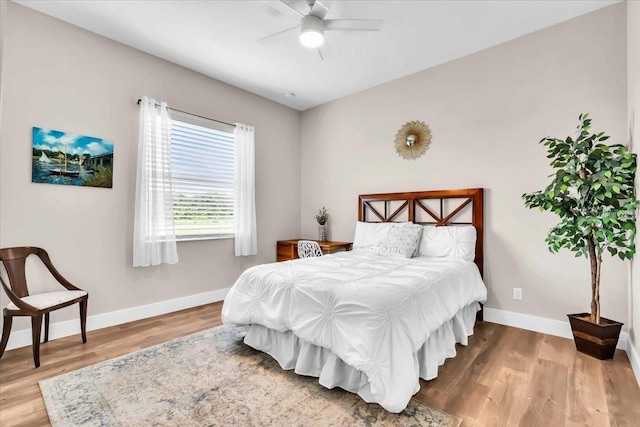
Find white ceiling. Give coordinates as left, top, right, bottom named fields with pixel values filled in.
left=15, top=0, right=620, bottom=111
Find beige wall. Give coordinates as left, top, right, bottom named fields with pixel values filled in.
left=0, top=0, right=6, bottom=132
left=300, top=4, right=628, bottom=324
left=629, top=0, right=640, bottom=359
left=0, top=1, right=634, bottom=347
left=0, top=2, right=301, bottom=331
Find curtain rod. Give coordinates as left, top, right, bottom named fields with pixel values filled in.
left=136, top=98, right=236, bottom=128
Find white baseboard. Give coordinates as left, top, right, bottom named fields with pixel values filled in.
left=4, top=287, right=230, bottom=351
left=627, top=337, right=640, bottom=386
left=484, top=307, right=629, bottom=351
left=485, top=307, right=640, bottom=386
left=484, top=308, right=573, bottom=339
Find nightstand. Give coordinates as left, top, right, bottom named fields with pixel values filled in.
left=276, top=239, right=352, bottom=262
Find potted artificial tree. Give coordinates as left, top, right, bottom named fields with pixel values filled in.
left=523, top=114, right=639, bottom=360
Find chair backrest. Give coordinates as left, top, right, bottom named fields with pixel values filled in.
left=297, top=241, right=323, bottom=259
left=0, top=247, right=49, bottom=298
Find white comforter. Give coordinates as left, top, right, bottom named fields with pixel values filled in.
left=222, top=250, right=487, bottom=412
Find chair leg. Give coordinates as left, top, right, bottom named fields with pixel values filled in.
left=0, top=315, right=13, bottom=359
left=44, top=313, right=50, bottom=343
left=31, top=315, right=43, bottom=368
left=79, top=298, right=88, bottom=344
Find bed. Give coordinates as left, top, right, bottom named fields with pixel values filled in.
left=222, top=189, right=487, bottom=413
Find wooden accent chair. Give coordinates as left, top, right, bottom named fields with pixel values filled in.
left=297, top=241, right=323, bottom=258
left=0, top=247, right=88, bottom=368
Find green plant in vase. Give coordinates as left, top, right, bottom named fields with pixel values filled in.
left=522, top=113, right=638, bottom=359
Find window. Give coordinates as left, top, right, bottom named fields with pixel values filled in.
left=170, top=112, right=235, bottom=241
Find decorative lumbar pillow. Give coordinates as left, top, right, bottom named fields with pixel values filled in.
left=374, top=223, right=423, bottom=258
left=352, top=221, right=398, bottom=250
left=418, top=225, right=477, bottom=261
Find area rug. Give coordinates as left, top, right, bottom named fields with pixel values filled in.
left=39, top=325, right=461, bottom=427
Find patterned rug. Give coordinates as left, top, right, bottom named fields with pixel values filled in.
left=39, top=326, right=461, bottom=427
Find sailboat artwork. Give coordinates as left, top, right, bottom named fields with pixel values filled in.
left=49, top=139, right=81, bottom=177
left=38, top=152, right=51, bottom=163
left=31, top=127, right=114, bottom=188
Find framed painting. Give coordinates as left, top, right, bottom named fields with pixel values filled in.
left=31, top=127, right=114, bottom=188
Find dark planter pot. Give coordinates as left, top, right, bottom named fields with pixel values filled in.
left=567, top=313, right=623, bottom=360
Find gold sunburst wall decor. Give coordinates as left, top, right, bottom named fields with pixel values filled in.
left=394, top=120, right=432, bottom=160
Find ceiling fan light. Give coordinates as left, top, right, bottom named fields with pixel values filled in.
left=300, top=28, right=324, bottom=48
left=300, top=14, right=325, bottom=48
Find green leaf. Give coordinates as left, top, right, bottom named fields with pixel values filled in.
left=524, top=114, right=639, bottom=261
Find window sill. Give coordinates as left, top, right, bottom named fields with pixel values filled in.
left=177, top=234, right=234, bottom=242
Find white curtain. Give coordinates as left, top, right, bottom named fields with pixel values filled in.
left=234, top=123, right=257, bottom=256
left=133, top=96, right=179, bottom=267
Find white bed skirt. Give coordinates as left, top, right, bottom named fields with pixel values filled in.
left=243, top=301, right=481, bottom=410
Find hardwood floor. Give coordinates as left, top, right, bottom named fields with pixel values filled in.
left=1, top=302, right=638, bottom=426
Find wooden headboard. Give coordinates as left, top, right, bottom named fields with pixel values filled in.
left=358, top=188, right=484, bottom=277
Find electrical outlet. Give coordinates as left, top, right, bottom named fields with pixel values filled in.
left=513, top=287, right=523, bottom=301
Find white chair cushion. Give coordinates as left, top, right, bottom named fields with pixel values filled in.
left=6, top=290, right=87, bottom=311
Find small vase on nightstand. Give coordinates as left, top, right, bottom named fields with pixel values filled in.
left=318, top=224, right=327, bottom=241
left=315, top=207, right=329, bottom=242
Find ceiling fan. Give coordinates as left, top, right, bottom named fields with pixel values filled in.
left=259, top=0, right=383, bottom=60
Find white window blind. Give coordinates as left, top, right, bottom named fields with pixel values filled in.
left=170, top=115, right=235, bottom=240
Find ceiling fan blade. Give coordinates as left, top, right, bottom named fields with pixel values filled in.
left=317, top=40, right=332, bottom=61
left=309, top=0, right=332, bottom=19
left=279, top=0, right=310, bottom=17
left=324, top=19, right=384, bottom=32
left=318, top=0, right=333, bottom=9
left=257, top=24, right=300, bottom=43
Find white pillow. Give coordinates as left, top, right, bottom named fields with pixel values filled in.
left=418, top=225, right=477, bottom=261
left=352, top=221, right=398, bottom=250
left=374, top=223, right=423, bottom=258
